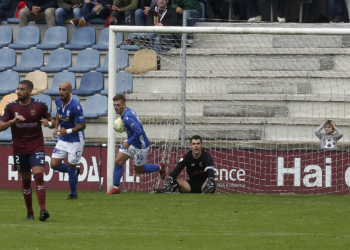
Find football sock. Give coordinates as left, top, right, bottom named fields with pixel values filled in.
left=22, top=177, right=33, bottom=214
left=142, top=163, right=160, bottom=173
left=113, top=164, right=123, bottom=187
left=34, top=173, right=46, bottom=211
left=67, top=167, right=78, bottom=195
left=51, top=163, right=68, bottom=173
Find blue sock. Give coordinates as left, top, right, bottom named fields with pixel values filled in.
left=51, top=163, right=68, bottom=173
left=113, top=164, right=123, bottom=187
left=142, top=163, right=160, bottom=173
left=67, top=167, right=78, bottom=195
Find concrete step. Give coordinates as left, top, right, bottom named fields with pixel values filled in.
left=183, top=128, right=262, bottom=140
left=203, top=105, right=288, bottom=117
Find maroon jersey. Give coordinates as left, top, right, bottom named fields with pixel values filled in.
left=0, top=98, right=51, bottom=155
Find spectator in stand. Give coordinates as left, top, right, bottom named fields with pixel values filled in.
left=247, top=0, right=286, bottom=23
left=171, top=0, right=201, bottom=26
left=345, top=0, right=350, bottom=22
left=330, top=0, right=346, bottom=23
left=55, top=0, right=84, bottom=26
left=315, top=120, right=343, bottom=149
left=19, top=0, right=58, bottom=27
left=109, top=0, right=139, bottom=25
left=135, top=0, right=157, bottom=26
left=70, top=0, right=113, bottom=27
left=0, top=0, right=14, bottom=20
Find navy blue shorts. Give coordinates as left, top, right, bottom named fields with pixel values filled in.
left=14, top=151, right=45, bottom=173
left=187, top=180, right=205, bottom=193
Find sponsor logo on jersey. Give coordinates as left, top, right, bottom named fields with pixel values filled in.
left=79, top=116, right=84, bottom=119
left=191, top=164, right=195, bottom=166
left=30, top=110, right=35, bottom=116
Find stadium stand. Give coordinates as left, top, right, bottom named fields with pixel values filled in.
left=36, top=26, right=68, bottom=50
left=64, top=27, right=96, bottom=50
left=124, top=50, right=158, bottom=74
left=0, top=93, right=17, bottom=115
left=92, top=28, right=123, bottom=50
left=24, top=71, right=48, bottom=95
left=40, top=49, right=72, bottom=72
left=83, top=95, right=108, bottom=119
left=96, top=50, right=128, bottom=73
left=72, top=72, right=104, bottom=95
left=0, top=127, right=12, bottom=142
left=9, top=26, right=40, bottom=49
left=100, top=72, right=133, bottom=96
left=0, top=48, right=16, bottom=71
left=32, top=94, right=52, bottom=113
left=44, top=72, right=76, bottom=95
left=89, top=18, right=107, bottom=25
left=0, top=26, right=12, bottom=48
left=68, top=49, right=100, bottom=73
left=6, top=17, right=19, bottom=24
left=0, top=71, right=19, bottom=95
left=119, top=44, right=140, bottom=51
left=12, top=49, right=44, bottom=72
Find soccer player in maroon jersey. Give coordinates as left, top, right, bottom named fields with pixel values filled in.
left=0, top=80, right=55, bottom=221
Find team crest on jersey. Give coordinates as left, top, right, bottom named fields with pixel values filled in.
left=30, top=110, right=35, bottom=116
left=67, top=110, right=70, bottom=116
left=199, top=162, right=203, bottom=168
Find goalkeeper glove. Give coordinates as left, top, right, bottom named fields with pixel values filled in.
left=202, top=177, right=216, bottom=194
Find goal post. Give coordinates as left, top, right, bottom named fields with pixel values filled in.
left=107, top=25, right=350, bottom=194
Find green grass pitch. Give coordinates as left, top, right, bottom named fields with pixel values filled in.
left=1, top=189, right=350, bottom=250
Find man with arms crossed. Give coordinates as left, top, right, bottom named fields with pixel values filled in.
left=0, top=80, right=55, bottom=221
left=107, top=94, right=166, bottom=194
left=155, top=135, right=216, bottom=194
left=50, top=82, right=86, bottom=200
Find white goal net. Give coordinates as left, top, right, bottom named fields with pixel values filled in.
left=107, top=25, right=350, bottom=194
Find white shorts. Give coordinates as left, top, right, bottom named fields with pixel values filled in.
left=52, top=140, right=85, bottom=165
left=119, top=143, right=150, bottom=166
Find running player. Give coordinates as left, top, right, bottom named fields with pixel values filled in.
left=0, top=80, right=55, bottom=221
left=107, top=94, right=166, bottom=194
left=50, top=82, right=86, bottom=200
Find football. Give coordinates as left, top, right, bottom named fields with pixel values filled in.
left=114, top=118, right=124, bottom=133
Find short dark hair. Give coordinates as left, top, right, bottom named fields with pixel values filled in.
left=113, top=94, right=126, bottom=103
left=19, top=80, right=33, bottom=91
left=190, top=135, right=202, bottom=143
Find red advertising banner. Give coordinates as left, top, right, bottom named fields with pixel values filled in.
left=1, top=145, right=350, bottom=194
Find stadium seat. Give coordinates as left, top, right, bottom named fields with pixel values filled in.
left=44, top=72, right=76, bottom=95
left=68, top=49, right=100, bottom=73
left=0, top=48, right=16, bottom=71
left=9, top=26, right=40, bottom=49
left=51, top=95, right=80, bottom=118
left=0, top=26, right=13, bottom=48
left=96, top=50, right=128, bottom=73
left=100, top=72, right=133, bottom=96
left=12, top=49, right=44, bottom=72
left=92, top=28, right=124, bottom=50
left=0, top=127, right=12, bottom=142
left=6, top=18, right=19, bottom=24
left=40, top=49, right=72, bottom=72
left=119, top=45, right=140, bottom=51
left=124, top=50, right=158, bottom=74
left=84, top=95, right=108, bottom=118
left=0, top=93, right=17, bottom=115
left=36, top=26, right=68, bottom=50
left=89, top=18, right=107, bottom=24
left=64, top=27, right=96, bottom=50
left=25, top=71, right=48, bottom=95
left=0, top=71, right=20, bottom=95
left=72, top=72, right=104, bottom=95
left=32, top=94, right=52, bottom=113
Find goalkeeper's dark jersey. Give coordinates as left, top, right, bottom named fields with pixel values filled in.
left=169, top=150, right=215, bottom=182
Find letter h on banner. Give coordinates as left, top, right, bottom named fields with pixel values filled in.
left=277, top=157, right=301, bottom=186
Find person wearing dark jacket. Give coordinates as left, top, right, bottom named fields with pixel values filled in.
left=171, top=0, right=201, bottom=26
left=109, top=0, right=138, bottom=25
left=19, top=0, right=58, bottom=27
left=135, top=0, right=156, bottom=25
left=55, top=0, right=84, bottom=26
left=0, top=0, right=14, bottom=19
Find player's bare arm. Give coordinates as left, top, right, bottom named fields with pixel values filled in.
left=53, top=112, right=60, bottom=138
left=40, top=116, right=55, bottom=129
left=0, top=115, right=25, bottom=131
left=57, top=121, right=86, bottom=137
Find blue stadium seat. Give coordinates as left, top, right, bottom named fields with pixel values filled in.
left=44, top=72, right=76, bottom=95
left=64, top=27, right=96, bottom=50
left=32, top=94, right=52, bottom=113
left=84, top=95, right=108, bottom=118
left=36, top=26, right=68, bottom=50
left=0, top=48, right=16, bottom=71
left=12, top=49, right=44, bottom=72
left=119, top=45, right=140, bottom=51
left=92, top=28, right=123, bottom=50
left=96, top=50, right=128, bottom=73
left=0, top=71, right=19, bottom=95
left=89, top=18, right=107, bottom=24
left=68, top=49, right=100, bottom=73
left=0, top=127, right=12, bottom=142
left=6, top=18, right=19, bottom=24
left=100, top=72, right=133, bottom=95
left=0, top=26, right=13, bottom=48
left=73, top=72, right=104, bottom=96
left=40, top=49, right=72, bottom=72
left=51, top=95, right=80, bottom=118
left=9, top=26, right=40, bottom=49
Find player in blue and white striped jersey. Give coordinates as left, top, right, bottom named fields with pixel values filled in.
left=107, top=94, right=166, bottom=194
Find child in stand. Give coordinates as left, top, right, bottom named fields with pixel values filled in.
left=315, top=120, right=343, bottom=149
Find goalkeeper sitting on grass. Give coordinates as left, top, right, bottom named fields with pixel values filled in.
left=155, top=135, right=216, bottom=194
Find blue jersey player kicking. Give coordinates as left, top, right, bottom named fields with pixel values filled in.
left=51, top=82, right=86, bottom=200
left=107, top=94, right=166, bottom=194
